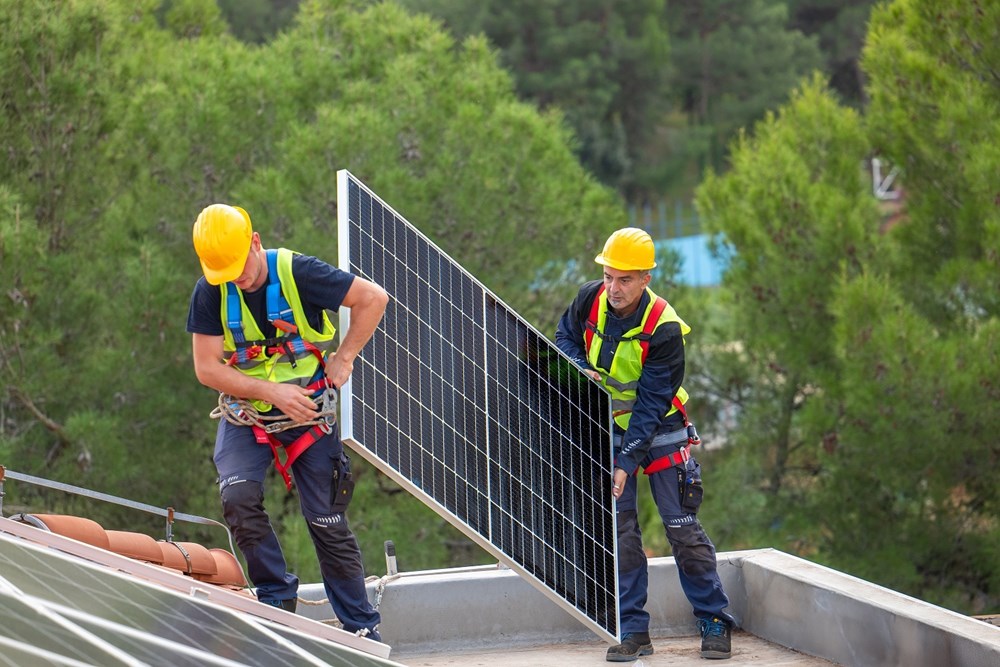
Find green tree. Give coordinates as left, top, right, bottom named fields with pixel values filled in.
left=0, top=0, right=152, bottom=249
left=818, top=274, right=1000, bottom=611
left=693, top=0, right=1000, bottom=614
left=176, top=0, right=877, bottom=206
left=1, top=0, right=626, bottom=580
left=863, top=0, right=1000, bottom=323
left=399, top=0, right=672, bottom=196
left=806, top=0, right=1000, bottom=612
left=659, top=0, right=824, bottom=191
left=216, top=0, right=300, bottom=43
left=163, top=0, right=228, bottom=38
left=694, top=75, right=880, bottom=547
left=786, top=0, right=879, bottom=106
left=0, top=0, right=195, bottom=519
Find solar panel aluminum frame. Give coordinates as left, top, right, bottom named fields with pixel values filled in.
left=336, top=170, right=620, bottom=643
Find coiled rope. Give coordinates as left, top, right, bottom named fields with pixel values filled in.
left=210, top=389, right=338, bottom=434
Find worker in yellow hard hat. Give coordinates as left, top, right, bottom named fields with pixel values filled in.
left=555, top=227, right=735, bottom=661
left=187, top=203, right=389, bottom=640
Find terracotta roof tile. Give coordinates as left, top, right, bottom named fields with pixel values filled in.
left=14, top=513, right=110, bottom=550
left=11, top=512, right=245, bottom=587
left=106, top=529, right=165, bottom=564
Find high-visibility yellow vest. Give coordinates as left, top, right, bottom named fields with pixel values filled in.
left=584, top=285, right=690, bottom=430
left=220, top=248, right=335, bottom=412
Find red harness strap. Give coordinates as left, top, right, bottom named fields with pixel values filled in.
left=642, top=397, right=696, bottom=475
left=643, top=448, right=687, bottom=473
left=583, top=285, right=604, bottom=352
left=253, top=423, right=330, bottom=491
left=253, top=375, right=333, bottom=491
left=639, top=294, right=701, bottom=473
left=642, top=446, right=688, bottom=474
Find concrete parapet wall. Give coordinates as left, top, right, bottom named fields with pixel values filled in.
left=737, top=549, right=1000, bottom=667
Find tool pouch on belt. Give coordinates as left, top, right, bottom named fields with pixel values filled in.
left=331, top=452, right=355, bottom=513
left=678, top=461, right=704, bottom=513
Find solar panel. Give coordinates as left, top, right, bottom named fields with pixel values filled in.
left=0, top=530, right=403, bottom=667
left=336, top=170, right=619, bottom=641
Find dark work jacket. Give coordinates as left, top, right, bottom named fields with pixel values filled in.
left=555, top=279, right=685, bottom=475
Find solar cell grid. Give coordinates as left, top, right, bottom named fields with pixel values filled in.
left=336, top=171, right=619, bottom=641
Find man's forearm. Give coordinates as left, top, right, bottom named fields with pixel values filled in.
left=195, top=360, right=277, bottom=403
left=336, top=289, right=388, bottom=363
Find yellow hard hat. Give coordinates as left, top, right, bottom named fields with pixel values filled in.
left=192, top=204, right=253, bottom=285
left=594, top=227, right=657, bottom=271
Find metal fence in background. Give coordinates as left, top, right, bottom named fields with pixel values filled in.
left=627, top=199, right=702, bottom=239
left=629, top=199, right=727, bottom=287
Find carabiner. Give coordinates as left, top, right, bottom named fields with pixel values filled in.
left=320, top=388, right=338, bottom=433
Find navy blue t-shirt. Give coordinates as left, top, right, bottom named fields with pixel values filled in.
left=186, top=252, right=355, bottom=339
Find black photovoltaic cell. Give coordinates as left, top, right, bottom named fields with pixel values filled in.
left=336, top=171, right=619, bottom=641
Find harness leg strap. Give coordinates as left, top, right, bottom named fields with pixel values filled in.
left=252, top=424, right=329, bottom=491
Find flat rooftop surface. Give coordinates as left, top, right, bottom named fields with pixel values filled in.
left=396, top=629, right=836, bottom=666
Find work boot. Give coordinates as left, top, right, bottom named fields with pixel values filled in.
left=263, top=598, right=298, bottom=614
left=698, top=617, right=731, bottom=660
left=606, top=632, right=653, bottom=662
left=357, top=626, right=382, bottom=643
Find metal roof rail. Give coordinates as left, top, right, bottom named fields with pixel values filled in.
left=0, top=464, right=239, bottom=562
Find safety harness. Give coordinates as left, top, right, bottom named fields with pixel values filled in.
left=220, top=250, right=335, bottom=491
left=584, top=284, right=701, bottom=475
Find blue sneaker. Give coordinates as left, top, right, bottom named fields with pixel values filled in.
left=697, top=617, right=731, bottom=659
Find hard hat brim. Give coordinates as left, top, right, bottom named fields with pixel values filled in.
left=594, top=253, right=656, bottom=271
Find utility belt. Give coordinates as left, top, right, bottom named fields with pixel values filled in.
left=641, top=426, right=706, bottom=513
left=642, top=421, right=702, bottom=475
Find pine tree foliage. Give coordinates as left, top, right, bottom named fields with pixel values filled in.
left=695, top=74, right=880, bottom=527
left=0, top=0, right=622, bottom=579
left=695, top=0, right=999, bottom=614
left=399, top=0, right=672, bottom=195
left=664, top=0, right=824, bottom=183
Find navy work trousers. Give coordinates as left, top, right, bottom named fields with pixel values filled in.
left=614, top=440, right=734, bottom=634
left=213, top=419, right=381, bottom=636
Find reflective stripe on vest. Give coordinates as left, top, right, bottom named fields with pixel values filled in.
left=220, top=248, right=336, bottom=413
left=583, top=284, right=691, bottom=430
